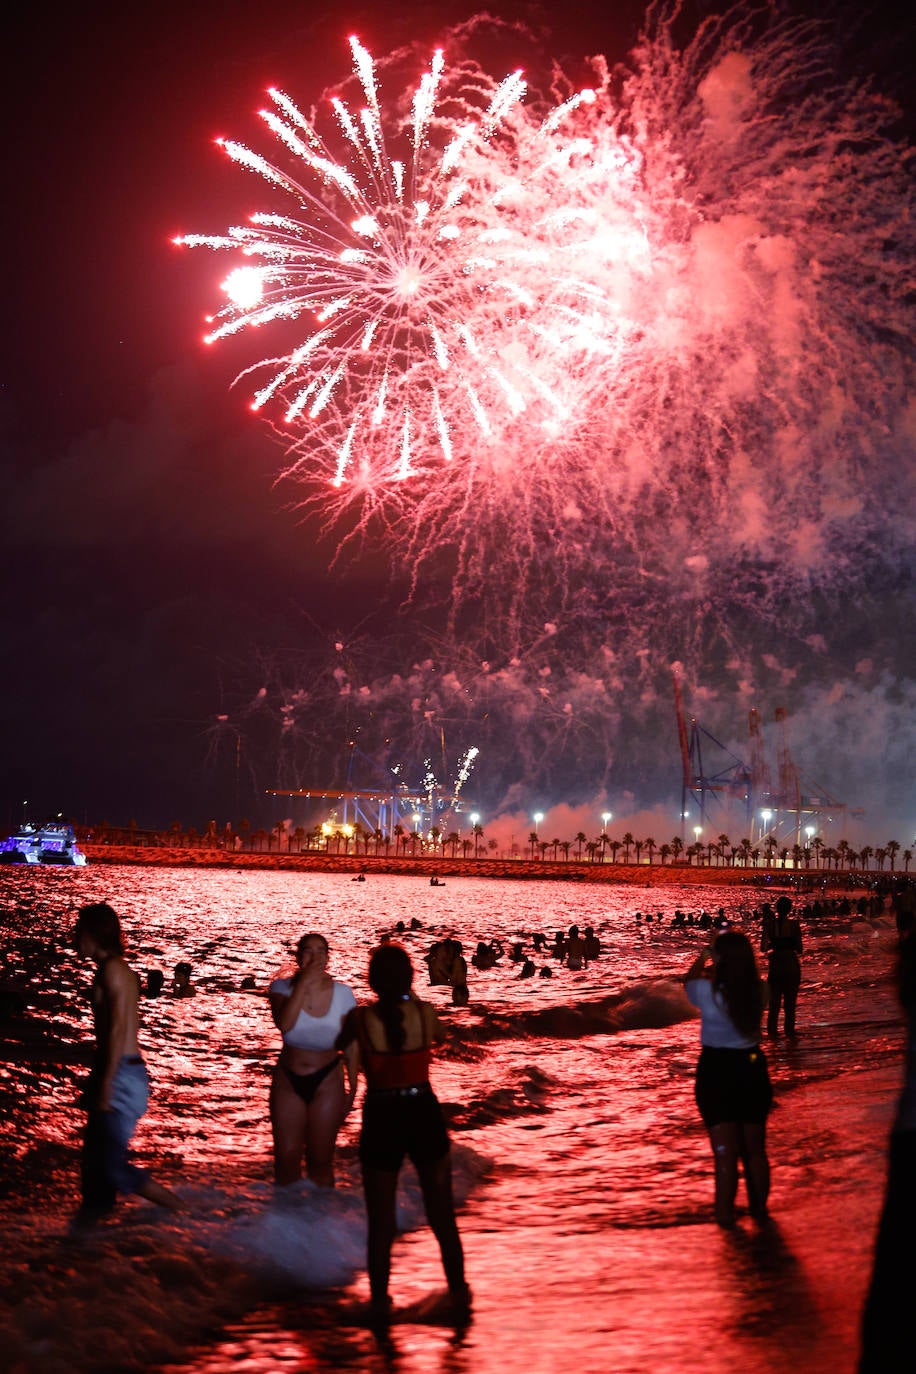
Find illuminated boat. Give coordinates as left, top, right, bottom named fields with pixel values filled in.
left=0, top=818, right=88, bottom=866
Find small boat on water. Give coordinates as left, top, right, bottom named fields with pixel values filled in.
left=0, top=818, right=88, bottom=866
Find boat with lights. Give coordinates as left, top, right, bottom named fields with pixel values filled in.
left=0, top=818, right=88, bottom=866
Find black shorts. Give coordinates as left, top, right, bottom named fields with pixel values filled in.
left=695, top=1045, right=772, bottom=1128
left=359, top=1086, right=451, bottom=1172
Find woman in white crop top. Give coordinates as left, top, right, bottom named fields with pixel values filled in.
left=268, top=932, right=358, bottom=1187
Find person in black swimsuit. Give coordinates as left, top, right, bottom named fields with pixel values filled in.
left=336, top=944, right=469, bottom=1323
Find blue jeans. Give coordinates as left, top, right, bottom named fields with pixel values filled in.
left=81, top=1056, right=150, bottom=1211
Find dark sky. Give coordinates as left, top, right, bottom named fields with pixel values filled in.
left=1, top=1, right=910, bottom=836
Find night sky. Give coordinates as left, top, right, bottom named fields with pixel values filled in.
left=2, top=1, right=912, bottom=839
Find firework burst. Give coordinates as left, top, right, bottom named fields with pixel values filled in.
left=176, top=35, right=603, bottom=504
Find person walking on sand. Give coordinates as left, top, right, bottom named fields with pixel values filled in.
left=72, top=903, right=184, bottom=1223
left=684, top=931, right=772, bottom=1227
left=268, top=932, right=358, bottom=1188
left=761, top=895, right=803, bottom=1036
left=336, top=943, right=470, bottom=1324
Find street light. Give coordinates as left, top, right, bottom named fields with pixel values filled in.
left=533, top=812, right=544, bottom=832
left=601, top=811, right=612, bottom=830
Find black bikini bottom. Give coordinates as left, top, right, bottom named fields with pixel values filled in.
left=281, top=1057, right=340, bottom=1105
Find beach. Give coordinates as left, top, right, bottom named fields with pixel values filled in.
left=0, top=863, right=902, bottom=1373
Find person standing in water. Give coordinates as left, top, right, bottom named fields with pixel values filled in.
left=684, top=931, right=772, bottom=1226
left=336, top=943, right=470, bottom=1323
left=73, top=903, right=184, bottom=1222
left=268, top=932, right=358, bottom=1187
left=761, top=895, right=803, bottom=1036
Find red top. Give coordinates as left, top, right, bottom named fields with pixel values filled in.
left=358, top=1006, right=432, bottom=1089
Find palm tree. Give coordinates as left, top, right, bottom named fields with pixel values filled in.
left=670, top=836, right=684, bottom=864
left=447, top=831, right=460, bottom=858
left=859, top=845, right=873, bottom=871
left=292, top=826, right=306, bottom=853
left=473, top=823, right=484, bottom=858
left=659, top=843, right=671, bottom=865
left=529, top=831, right=539, bottom=859
left=430, top=825, right=441, bottom=854
left=585, top=842, right=597, bottom=864
left=634, top=838, right=644, bottom=864
left=791, top=843, right=803, bottom=870
left=552, top=837, right=561, bottom=862
left=812, top=836, right=824, bottom=869
left=539, top=841, right=550, bottom=861
left=763, top=836, right=777, bottom=867
left=575, top=831, right=587, bottom=860
left=644, top=837, right=656, bottom=866
left=393, top=823, right=405, bottom=856
left=462, top=838, right=473, bottom=859
left=561, top=841, right=571, bottom=861
left=875, top=847, right=887, bottom=871
left=609, top=839, right=622, bottom=863
left=837, top=839, right=850, bottom=870
left=621, top=831, right=635, bottom=863
left=887, top=840, right=901, bottom=872
left=717, top=834, right=730, bottom=867
left=903, top=849, right=912, bottom=873
left=751, top=847, right=760, bottom=868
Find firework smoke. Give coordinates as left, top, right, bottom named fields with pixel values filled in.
left=184, top=4, right=914, bottom=834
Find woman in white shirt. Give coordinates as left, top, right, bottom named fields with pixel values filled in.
left=683, top=930, right=772, bottom=1227
left=269, top=932, right=358, bottom=1187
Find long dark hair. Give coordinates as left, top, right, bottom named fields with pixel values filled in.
left=712, top=931, right=764, bottom=1038
left=368, top=944, right=413, bottom=1052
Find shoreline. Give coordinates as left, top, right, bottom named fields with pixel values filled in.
left=74, top=844, right=870, bottom=890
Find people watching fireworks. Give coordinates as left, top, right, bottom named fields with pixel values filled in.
left=335, top=943, right=470, bottom=1324
left=683, top=931, right=772, bottom=1227
left=268, top=932, right=358, bottom=1187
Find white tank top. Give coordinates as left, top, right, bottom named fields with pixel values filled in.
left=269, top=977, right=357, bottom=1051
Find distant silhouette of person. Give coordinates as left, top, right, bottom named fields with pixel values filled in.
left=72, top=903, right=184, bottom=1223
left=145, top=969, right=164, bottom=998
left=336, top=944, right=470, bottom=1324
left=684, top=931, right=772, bottom=1227
left=859, top=930, right=916, bottom=1372
left=471, top=940, right=501, bottom=971
left=268, top=933, right=358, bottom=1187
left=566, top=926, right=585, bottom=971
left=425, top=939, right=465, bottom=989
left=519, top=959, right=536, bottom=979
left=761, top=896, right=802, bottom=1036
left=583, top=928, right=601, bottom=961
left=171, top=962, right=197, bottom=998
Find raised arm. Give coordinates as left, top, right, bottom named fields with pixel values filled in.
left=269, top=971, right=310, bottom=1034
left=683, top=943, right=715, bottom=985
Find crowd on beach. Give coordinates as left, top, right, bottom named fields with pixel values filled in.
left=13, top=871, right=913, bottom=1360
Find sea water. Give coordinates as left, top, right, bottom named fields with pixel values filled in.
left=0, top=865, right=904, bottom=1374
